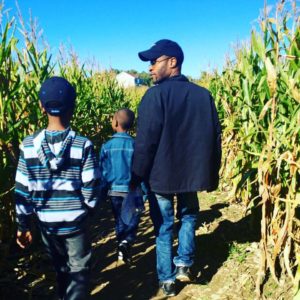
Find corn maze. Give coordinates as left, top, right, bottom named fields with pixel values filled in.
left=0, top=1, right=299, bottom=298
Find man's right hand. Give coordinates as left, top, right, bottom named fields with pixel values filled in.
left=16, top=230, right=32, bottom=249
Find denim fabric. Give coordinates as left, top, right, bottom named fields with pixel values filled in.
left=149, top=192, right=199, bottom=282
left=111, top=195, right=140, bottom=244
left=99, top=133, right=134, bottom=193
left=40, top=228, right=91, bottom=300
left=120, top=190, right=144, bottom=225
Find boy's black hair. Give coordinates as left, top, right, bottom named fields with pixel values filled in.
left=116, top=108, right=135, bottom=130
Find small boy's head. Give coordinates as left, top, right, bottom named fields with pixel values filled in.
left=112, top=108, right=135, bottom=132
left=39, top=76, right=76, bottom=116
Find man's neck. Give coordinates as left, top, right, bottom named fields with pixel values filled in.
left=170, top=69, right=181, bottom=77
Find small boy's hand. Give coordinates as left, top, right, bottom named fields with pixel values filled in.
left=16, top=230, right=32, bottom=249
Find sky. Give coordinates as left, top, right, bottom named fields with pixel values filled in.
left=4, top=0, right=280, bottom=78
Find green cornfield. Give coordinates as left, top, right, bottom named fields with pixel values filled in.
left=0, top=0, right=299, bottom=298
left=207, top=1, right=300, bottom=296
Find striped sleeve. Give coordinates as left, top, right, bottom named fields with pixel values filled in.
left=81, top=140, right=101, bottom=208
left=15, top=144, right=33, bottom=232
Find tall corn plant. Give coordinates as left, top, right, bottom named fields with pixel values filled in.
left=254, top=2, right=300, bottom=296
left=209, top=1, right=299, bottom=296
left=0, top=6, right=54, bottom=244
left=0, top=15, right=20, bottom=244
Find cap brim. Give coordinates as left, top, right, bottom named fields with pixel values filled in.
left=138, top=49, right=161, bottom=61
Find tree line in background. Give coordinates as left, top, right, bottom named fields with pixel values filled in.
left=0, top=1, right=299, bottom=298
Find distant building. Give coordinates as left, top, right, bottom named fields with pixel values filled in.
left=116, top=71, right=143, bottom=88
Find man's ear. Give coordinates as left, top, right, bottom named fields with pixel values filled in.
left=169, top=57, right=178, bottom=68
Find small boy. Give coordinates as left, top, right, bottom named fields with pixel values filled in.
left=99, top=108, right=140, bottom=264
left=15, top=76, right=101, bottom=299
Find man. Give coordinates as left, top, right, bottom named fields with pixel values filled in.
left=130, top=39, right=221, bottom=296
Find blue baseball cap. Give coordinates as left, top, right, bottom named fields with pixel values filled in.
left=138, top=39, right=184, bottom=65
left=39, top=76, right=76, bottom=116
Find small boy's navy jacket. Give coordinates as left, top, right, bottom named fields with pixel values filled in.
left=132, top=75, right=222, bottom=194
left=99, top=132, right=134, bottom=193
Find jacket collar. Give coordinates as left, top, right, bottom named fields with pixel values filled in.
left=112, top=132, right=132, bottom=139
left=159, top=74, right=189, bottom=84
left=168, top=74, right=189, bottom=82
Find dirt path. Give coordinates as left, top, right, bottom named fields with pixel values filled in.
left=0, top=191, right=293, bottom=299
left=89, top=191, right=293, bottom=300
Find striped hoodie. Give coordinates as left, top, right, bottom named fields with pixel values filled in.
left=15, top=127, right=101, bottom=235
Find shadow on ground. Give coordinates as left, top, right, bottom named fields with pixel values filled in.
left=89, top=196, right=261, bottom=299
left=193, top=201, right=260, bottom=285
left=89, top=199, right=159, bottom=300
left=0, top=194, right=261, bottom=299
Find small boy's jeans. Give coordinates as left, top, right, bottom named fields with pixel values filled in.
left=110, top=196, right=140, bottom=244
left=148, top=192, right=199, bottom=283
left=40, top=227, right=91, bottom=300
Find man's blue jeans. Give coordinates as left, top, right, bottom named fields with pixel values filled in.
left=148, top=192, right=199, bottom=283
left=40, top=227, right=91, bottom=300
left=111, top=196, right=140, bottom=244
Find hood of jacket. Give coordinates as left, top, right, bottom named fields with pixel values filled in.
left=33, top=128, right=75, bottom=171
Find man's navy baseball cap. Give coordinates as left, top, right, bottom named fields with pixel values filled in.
left=138, top=39, right=184, bottom=65
left=39, top=76, right=76, bottom=116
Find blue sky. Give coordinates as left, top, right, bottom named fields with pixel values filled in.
left=5, top=0, right=279, bottom=78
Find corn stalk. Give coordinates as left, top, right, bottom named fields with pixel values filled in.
left=208, top=1, right=299, bottom=297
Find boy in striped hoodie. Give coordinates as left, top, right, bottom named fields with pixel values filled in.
left=15, top=76, right=101, bottom=300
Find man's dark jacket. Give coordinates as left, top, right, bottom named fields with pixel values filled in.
left=132, top=75, right=221, bottom=194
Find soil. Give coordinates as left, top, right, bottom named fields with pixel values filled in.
left=0, top=191, right=295, bottom=300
